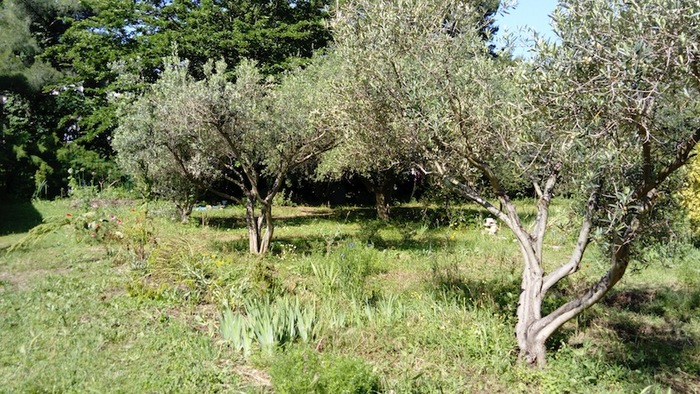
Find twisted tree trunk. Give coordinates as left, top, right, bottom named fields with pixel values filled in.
left=513, top=232, right=630, bottom=366
left=361, top=174, right=396, bottom=221
left=245, top=195, right=274, bottom=255
left=436, top=162, right=634, bottom=366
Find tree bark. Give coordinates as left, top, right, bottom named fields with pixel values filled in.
left=518, top=240, right=631, bottom=366
left=259, top=202, right=274, bottom=254
left=244, top=194, right=274, bottom=255
left=245, top=195, right=260, bottom=254
left=374, top=188, right=391, bottom=221
left=361, top=174, right=395, bottom=221
left=436, top=166, right=632, bottom=366
left=176, top=202, right=193, bottom=224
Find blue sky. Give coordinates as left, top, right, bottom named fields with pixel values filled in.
left=493, top=0, right=560, bottom=57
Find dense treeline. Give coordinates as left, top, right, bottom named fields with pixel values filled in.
left=1, top=0, right=332, bottom=200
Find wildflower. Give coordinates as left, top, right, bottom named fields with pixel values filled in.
left=90, top=233, right=97, bottom=238
left=66, top=213, right=72, bottom=217
left=116, top=219, right=122, bottom=224
left=109, top=215, right=117, bottom=221
left=349, top=242, right=355, bottom=247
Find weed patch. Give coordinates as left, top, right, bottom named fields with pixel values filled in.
left=269, top=346, right=380, bottom=394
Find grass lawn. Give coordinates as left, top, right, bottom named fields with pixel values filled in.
left=1, top=198, right=699, bottom=393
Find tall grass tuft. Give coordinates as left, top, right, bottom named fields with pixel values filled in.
left=220, top=296, right=318, bottom=357
left=309, top=242, right=384, bottom=299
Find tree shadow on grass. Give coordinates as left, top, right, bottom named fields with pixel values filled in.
left=425, top=259, right=521, bottom=316
left=210, top=234, right=347, bottom=255
left=209, top=232, right=458, bottom=256
left=0, top=202, right=43, bottom=236
left=590, top=287, right=700, bottom=392
left=338, top=205, right=491, bottom=228
left=195, top=205, right=504, bottom=233
left=194, top=210, right=337, bottom=230
left=426, top=270, right=700, bottom=380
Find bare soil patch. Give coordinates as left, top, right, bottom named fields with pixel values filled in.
left=0, top=267, right=71, bottom=291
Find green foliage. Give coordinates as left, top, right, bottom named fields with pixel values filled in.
left=111, top=80, right=200, bottom=220
left=248, top=259, right=285, bottom=298
left=220, top=296, right=318, bottom=357
left=5, top=215, right=71, bottom=252
left=512, top=342, right=628, bottom=394
left=114, top=53, right=338, bottom=253
left=0, top=91, right=63, bottom=200
left=269, top=346, right=380, bottom=394
left=677, top=248, right=700, bottom=289
left=0, top=0, right=70, bottom=90
left=332, top=0, right=700, bottom=365
left=356, top=220, right=386, bottom=245
left=128, top=236, right=223, bottom=304
left=310, top=243, right=384, bottom=298
left=273, top=189, right=297, bottom=207
left=45, top=0, right=331, bottom=83
left=0, top=0, right=332, bottom=202
left=33, top=0, right=332, bottom=193
left=680, top=147, right=700, bottom=237
left=59, top=145, right=121, bottom=190
left=0, top=0, right=94, bottom=200
left=6, top=199, right=156, bottom=262
left=537, top=0, right=700, bottom=241
left=0, top=265, right=239, bottom=392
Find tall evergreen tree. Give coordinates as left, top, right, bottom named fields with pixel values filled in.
left=0, top=0, right=82, bottom=199
left=39, top=0, right=332, bottom=189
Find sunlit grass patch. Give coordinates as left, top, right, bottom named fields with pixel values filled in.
left=2, top=197, right=699, bottom=392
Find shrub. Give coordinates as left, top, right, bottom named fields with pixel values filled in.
left=7, top=201, right=156, bottom=262
left=128, top=237, right=219, bottom=303
left=680, top=147, right=700, bottom=238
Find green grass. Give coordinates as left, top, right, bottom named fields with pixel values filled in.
left=1, top=198, right=699, bottom=393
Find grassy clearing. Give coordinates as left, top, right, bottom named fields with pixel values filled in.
left=1, top=198, right=699, bottom=393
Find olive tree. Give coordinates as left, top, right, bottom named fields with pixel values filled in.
left=513, top=0, right=700, bottom=365
left=115, top=55, right=337, bottom=254
left=113, top=104, right=200, bottom=223
left=322, top=1, right=501, bottom=221
left=317, top=53, right=419, bottom=220
left=333, top=0, right=700, bottom=365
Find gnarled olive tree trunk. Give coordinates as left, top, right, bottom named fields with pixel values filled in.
left=437, top=163, right=637, bottom=366
left=360, top=174, right=396, bottom=221
left=175, top=203, right=193, bottom=224
left=244, top=194, right=275, bottom=255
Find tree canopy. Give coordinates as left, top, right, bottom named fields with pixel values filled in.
left=3, top=0, right=699, bottom=369
left=1, top=0, right=333, bottom=200
left=114, top=54, right=338, bottom=253
left=330, top=0, right=700, bottom=365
